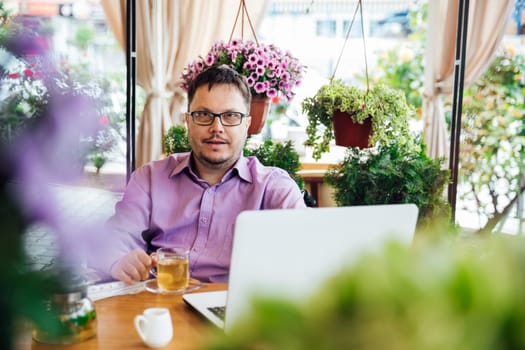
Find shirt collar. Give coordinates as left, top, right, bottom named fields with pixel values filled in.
left=169, top=152, right=192, bottom=178
left=169, top=152, right=253, bottom=183
left=232, top=155, right=252, bottom=183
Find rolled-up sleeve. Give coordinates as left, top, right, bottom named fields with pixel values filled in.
left=87, top=166, right=152, bottom=277
left=262, top=168, right=307, bottom=209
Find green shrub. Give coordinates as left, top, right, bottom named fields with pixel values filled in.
left=244, top=139, right=304, bottom=189
left=163, top=125, right=191, bottom=154
left=207, top=236, right=525, bottom=350
left=324, top=140, right=451, bottom=233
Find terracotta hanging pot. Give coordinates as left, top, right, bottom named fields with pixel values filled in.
left=248, top=96, right=270, bottom=135
left=332, top=110, right=373, bottom=148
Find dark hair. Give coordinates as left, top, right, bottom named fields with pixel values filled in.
left=186, top=65, right=251, bottom=111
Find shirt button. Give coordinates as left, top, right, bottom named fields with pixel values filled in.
left=200, top=217, right=208, bottom=223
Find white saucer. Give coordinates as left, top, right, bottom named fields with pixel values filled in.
left=145, top=278, right=202, bottom=295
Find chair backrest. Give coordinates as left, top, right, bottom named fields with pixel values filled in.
left=302, top=189, right=317, bottom=207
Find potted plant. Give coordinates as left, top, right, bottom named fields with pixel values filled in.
left=163, top=125, right=191, bottom=155
left=244, top=138, right=304, bottom=190
left=180, top=39, right=305, bottom=135
left=244, top=138, right=316, bottom=207
left=302, top=79, right=414, bottom=160
left=324, top=139, right=452, bottom=234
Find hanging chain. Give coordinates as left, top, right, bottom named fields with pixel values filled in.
left=359, top=0, right=369, bottom=91
left=330, top=0, right=369, bottom=91
left=228, top=0, right=244, bottom=42
left=228, top=0, right=260, bottom=45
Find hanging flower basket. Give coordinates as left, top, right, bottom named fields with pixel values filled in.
left=180, top=40, right=305, bottom=134
left=181, top=40, right=304, bottom=101
left=180, top=0, right=304, bottom=134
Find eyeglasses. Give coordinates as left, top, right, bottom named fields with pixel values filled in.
left=188, top=111, right=247, bottom=126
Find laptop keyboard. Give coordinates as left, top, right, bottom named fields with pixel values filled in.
left=208, top=306, right=226, bottom=321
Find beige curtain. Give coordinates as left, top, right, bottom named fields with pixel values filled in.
left=100, top=1, right=126, bottom=49
left=422, top=0, right=513, bottom=159
left=100, top=0, right=269, bottom=167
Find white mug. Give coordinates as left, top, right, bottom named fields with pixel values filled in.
left=134, top=307, right=173, bottom=348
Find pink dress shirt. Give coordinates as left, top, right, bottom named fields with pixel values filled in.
left=95, top=152, right=306, bottom=282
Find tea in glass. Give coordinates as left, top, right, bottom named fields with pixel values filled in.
left=153, top=247, right=190, bottom=292
left=157, top=256, right=189, bottom=291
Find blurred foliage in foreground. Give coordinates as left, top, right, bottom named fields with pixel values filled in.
left=1, top=9, right=101, bottom=348
left=207, top=235, right=525, bottom=350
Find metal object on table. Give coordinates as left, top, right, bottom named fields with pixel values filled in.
left=32, top=272, right=97, bottom=345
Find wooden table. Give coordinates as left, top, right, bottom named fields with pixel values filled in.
left=15, top=283, right=227, bottom=350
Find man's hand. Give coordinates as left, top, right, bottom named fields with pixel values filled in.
left=111, top=249, right=152, bottom=284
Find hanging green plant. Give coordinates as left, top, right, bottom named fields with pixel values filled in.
left=302, top=80, right=415, bottom=160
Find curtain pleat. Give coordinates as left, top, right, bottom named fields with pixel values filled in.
left=422, top=0, right=513, bottom=160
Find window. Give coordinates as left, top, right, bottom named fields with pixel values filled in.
left=316, top=19, right=336, bottom=37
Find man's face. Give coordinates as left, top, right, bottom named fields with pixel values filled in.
left=186, top=83, right=251, bottom=172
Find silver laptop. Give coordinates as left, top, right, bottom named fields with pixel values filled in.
left=183, top=204, right=418, bottom=332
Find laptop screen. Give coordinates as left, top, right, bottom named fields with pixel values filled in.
left=183, top=204, right=418, bottom=332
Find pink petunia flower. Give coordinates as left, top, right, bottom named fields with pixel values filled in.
left=254, top=82, right=266, bottom=94
left=180, top=39, right=304, bottom=100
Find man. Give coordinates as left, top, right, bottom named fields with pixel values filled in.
left=97, top=65, right=306, bottom=284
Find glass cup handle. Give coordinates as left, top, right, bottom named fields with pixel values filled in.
left=149, top=252, right=158, bottom=277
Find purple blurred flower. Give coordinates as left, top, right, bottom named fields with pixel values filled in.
left=3, top=17, right=50, bottom=59
left=1, top=18, right=108, bottom=270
